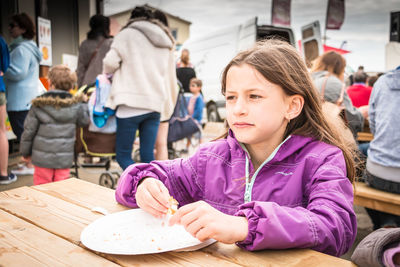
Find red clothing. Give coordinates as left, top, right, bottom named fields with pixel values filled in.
left=33, top=166, right=70, bottom=185
left=347, top=83, right=372, bottom=107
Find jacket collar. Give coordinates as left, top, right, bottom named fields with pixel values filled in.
left=31, top=90, right=84, bottom=108
left=226, top=129, right=315, bottom=165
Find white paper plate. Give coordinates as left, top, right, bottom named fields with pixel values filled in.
left=80, top=209, right=215, bottom=255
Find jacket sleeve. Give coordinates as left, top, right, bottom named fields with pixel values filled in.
left=0, top=37, right=9, bottom=73
left=77, top=102, right=90, bottom=127
left=115, top=149, right=204, bottom=208
left=3, top=46, right=30, bottom=81
left=235, top=148, right=357, bottom=257
left=102, top=33, right=125, bottom=75
left=160, top=49, right=178, bottom=121
left=368, top=81, right=380, bottom=135
left=76, top=42, right=88, bottom=87
left=193, top=96, right=204, bottom=123
left=19, top=108, right=39, bottom=157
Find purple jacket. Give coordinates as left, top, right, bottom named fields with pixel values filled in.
left=116, top=132, right=357, bottom=256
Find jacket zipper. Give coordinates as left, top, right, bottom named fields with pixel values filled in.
left=244, top=135, right=291, bottom=203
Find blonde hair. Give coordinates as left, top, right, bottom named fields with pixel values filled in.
left=220, top=39, right=356, bottom=183
left=48, top=65, right=77, bottom=91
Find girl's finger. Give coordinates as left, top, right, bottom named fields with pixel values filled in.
left=169, top=202, right=197, bottom=226
left=156, top=181, right=170, bottom=207
left=194, top=227, right=211, bottom=242
left=184, top=215, right=207, bottom=238
left=146, top=181, right=169, bottom=210
left=142, top=188, right=168, bottom=213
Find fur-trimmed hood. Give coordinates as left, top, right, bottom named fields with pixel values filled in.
left=32, top=90, right=85, bottom=108
left=124, top=18, right=175, bottom=50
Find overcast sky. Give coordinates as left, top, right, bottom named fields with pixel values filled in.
left=104, top=0, right=399, bottom=72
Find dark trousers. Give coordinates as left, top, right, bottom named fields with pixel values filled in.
left=115, top=112, right=160, bottom=170
left=364, top=170, right=400, bottom=230
left=7, top=110, right=29, bottom=141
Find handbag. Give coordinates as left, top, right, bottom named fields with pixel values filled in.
left=167, top=89, right=201, bottom=143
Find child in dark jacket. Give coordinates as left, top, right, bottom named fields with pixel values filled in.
left=20, top=65, right=89, bottom=185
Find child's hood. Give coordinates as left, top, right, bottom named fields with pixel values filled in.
left=31, top=90, right=85, bottom=121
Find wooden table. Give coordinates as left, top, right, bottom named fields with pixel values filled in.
left=0, top=178, right=356, bottom=266
left=354, top=181, right=400, bottom=216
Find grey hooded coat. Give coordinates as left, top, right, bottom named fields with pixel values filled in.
left=20, top=90, right=89, bottom=169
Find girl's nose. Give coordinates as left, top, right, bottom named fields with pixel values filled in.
left=233, top=97, right=248, bottom=116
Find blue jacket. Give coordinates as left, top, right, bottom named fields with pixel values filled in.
left=192, top=94, right=204, bottom=123
left=0, top=35, right=10, bottom=93
left=4, top=36, right=42, bottom=111
left=368, top=69, right=400, bottom=168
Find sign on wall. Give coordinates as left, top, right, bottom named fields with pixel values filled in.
left=37, top=17, right=52, bottom=66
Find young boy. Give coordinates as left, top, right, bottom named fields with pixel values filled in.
left=20, top=65, right=89, bottom=185
left=185, top=78, right=204, bottom=151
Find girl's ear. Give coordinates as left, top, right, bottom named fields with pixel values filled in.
left=286, top=94, right=304, bottom=121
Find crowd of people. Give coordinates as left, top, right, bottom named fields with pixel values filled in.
left=0, top=6, right=399, bottom=264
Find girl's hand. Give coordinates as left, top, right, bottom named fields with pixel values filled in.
left=136, top=177, right=170, bottom=218
left=169, top=201, right=248, bottom=244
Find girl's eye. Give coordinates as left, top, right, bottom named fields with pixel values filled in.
left=250, top=94, right=261, bottom=99
left=226, top=95, right=236, bottom=101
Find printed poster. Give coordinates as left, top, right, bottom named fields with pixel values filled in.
left=38, top=17, right=52, bottom=66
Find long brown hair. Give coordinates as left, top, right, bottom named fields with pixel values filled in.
left=311, top=51, right=346, bottom=78
left=220, top=39, right=356, bottom=183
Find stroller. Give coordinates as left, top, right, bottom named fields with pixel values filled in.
left=73, top=77, right=120, bottom=189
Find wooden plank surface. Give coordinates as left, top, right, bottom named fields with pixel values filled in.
left=354, top=181, right=400, bottom=216
left=0, top=209, right=119, bottom=267
left=202, top=242, right=356, bottom=267
left=32, top=178, right=127, bottom=213
left=0, top=179, right=356, bottom=266
left=0, top=184, right=240, bottom=266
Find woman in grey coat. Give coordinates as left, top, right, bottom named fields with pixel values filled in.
left=20, top=65, right=89, bottom=185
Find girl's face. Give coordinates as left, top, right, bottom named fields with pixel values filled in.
left=190, top=83, right=201, bottom=94
left=225, top=64, right=291, bottom=148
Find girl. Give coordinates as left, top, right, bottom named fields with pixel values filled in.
left=115, top=40, right=357, bottom=256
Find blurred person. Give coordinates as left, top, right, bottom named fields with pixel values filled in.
left=152, top=9, right=178, bottom=160
left=347, top=71, right=372, bottom=108
left=4, top=13, right=41, bottom=176
left=184, top=78, right=204, bottom=152
left=311, top=51, right=364, bottom=136
left=76, top=14, right=113, bottom=164
left=77, top=14, right=113, bottom=88
left=19, top=65, right=89, bottom=185
left=103, top=6, right=176, bottom=169
left=176, top=48, right=196, bottom=93
left=0, top=34, right=16, bottom=184
left=363, top=67, right=400, bottom=229
left=367, top=75, right=379, bottom=88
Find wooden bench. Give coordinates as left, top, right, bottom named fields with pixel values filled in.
left=357, top=132, right=373, bottom=142
left=354, top=181, right=400, bottom=216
